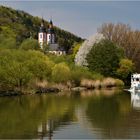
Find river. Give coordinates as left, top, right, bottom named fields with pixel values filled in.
left=0, top=89, right=140, bottom=139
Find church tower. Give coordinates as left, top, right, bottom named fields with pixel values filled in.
left=38, top=19, right=47, bottom=49
left=47, top=20, right=55, bottom=44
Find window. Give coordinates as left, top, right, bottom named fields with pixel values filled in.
left=40, top=34, right=42, bottom=39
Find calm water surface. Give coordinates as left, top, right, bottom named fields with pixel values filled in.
left=0, top=89, right=140, bottom=139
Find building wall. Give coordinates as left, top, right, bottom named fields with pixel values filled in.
left=38, top=33, right=47, bottom=49
left=47, top=34, right=55, bottom=44
left=48, top=51, right=66, bottom=55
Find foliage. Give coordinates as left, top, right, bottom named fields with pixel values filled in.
left=20, top=38, right=39, bottom=50
left=57, top=38, right=73, bottom=53
left=0, top=35, right=17, bottom=49
left=98, top=23, right=140, bottom=72
left=0, top=49, right=54, bottom=91
left=75, top=33, right=104, bottom=66
left=0, top=60, right=32, bottom=91
left=86, top=39, right=124, bottom=76
left=70, top=66, right=103, bottom=86
left=116, top=59, right=135, bottom=80
left=71, top=42, right=82, bottom=60
left=52, top=62, right=71, bottom=83
left=47, top=54, right=74, bottom=65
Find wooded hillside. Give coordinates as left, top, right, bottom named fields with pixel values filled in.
left=0, top=6, right=82, bottom=48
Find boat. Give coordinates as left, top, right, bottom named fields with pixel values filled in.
left=128, top=73, right=140, bottom=92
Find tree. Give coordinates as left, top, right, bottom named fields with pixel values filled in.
left=0, top=35, right=17, bottom=49
left=0, top=49, right=54, bottom=91
left=86, top=39, right=123, bottom=76
left=116, top=59, right=135, bottom=83
left=98, top=23, right=140, bottom=72
left=52, top=62, right=71, bottom=83
left=58, top=38, right=73, bottom=53
left=26, top=57, right=54, bottom=81
left=0, top=60, right=32, bottom=91
left=20, top=38, right=39, bottom=50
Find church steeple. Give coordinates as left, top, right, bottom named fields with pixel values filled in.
left=39, top=18, right=46, bottom=33
left=47, top=19, right=55, bottom=44
left=49, top=20, right=53, bottom=28
left=38, top=18, right=47, bottom=49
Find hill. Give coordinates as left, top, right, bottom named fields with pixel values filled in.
left=0, top=5, right=82, bottom=50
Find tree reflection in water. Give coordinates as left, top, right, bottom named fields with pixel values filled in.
left=85, top=90, right=140, bottom=138
left=0, top=94, right=77, bottom=139
left=0, top=90, right=140, bottom=139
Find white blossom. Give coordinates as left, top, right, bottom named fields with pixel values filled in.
left=75, top=33, right=105, bottom=66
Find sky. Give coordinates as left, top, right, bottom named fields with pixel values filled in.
left=0, top=1, right=140, bottom=38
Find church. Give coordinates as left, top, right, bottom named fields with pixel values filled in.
left=38, top=19, right=66, bottom=55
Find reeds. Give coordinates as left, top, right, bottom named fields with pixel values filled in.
left=80, top=78, right=124, bottom=89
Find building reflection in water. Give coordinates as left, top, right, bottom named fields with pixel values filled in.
left=131, top=92, right=140, bottom=109
left=38, top=120, right=53, bottom=140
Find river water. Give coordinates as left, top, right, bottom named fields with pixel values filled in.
left=0, top=89, right=140, bottom=139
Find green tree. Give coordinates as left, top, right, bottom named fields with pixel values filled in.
left=20, top=38, right=39, bottom=50
left=0, top=60, right=32, bottom=91
left=52, top=62, right=71, bottom=83
left=72, top=42, right=82, bottom=58
left=116, top=59, right=135, bottom=81
left=0, top=49, right=54, bottom=91
left=86, top=39, right=123, bottom=76
left=0, top=35, right=16, bottom=49
left=26, top=58, right=54, bottom=81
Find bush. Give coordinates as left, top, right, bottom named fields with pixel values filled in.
left=115, top=79, right=124, bottom=87
left=52, top=62, right=71, bottom=83
left=0, top=36, right=17, bottom=49
left=20, top=38, right=39, bottom=50
left=0, top=60, right=32, bottom=91
left=0, top=49, right=54, bottom=91
left=71, top=66, right=103, bottom=86
left=116, top=58, right=135, bottom=80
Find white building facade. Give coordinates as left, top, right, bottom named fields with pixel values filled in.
left=38, top=19, right=66, bottom=55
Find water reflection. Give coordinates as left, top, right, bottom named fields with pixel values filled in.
left=0, top=90, right=140, bottom=139
left=131, top=92, right=140, bottom=110
left=0, top=95, right=77, bottom=139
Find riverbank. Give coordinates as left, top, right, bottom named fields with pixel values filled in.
left=0, top=77, right=124, bottom=96
left=0, top=49, right=125, bottom=97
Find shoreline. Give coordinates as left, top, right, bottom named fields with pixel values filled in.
left=0, top=85, right=124, bottom=97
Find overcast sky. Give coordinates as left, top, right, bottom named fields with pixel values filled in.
left=0, top=1, right=140, bottom=38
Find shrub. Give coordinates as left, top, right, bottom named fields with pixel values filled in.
left=0, top=60, right=32, bottom=91
left=0, top=49, right=54, bottom=91
left=116, top=58, right=135, bottom=80
left=20, top=38, right=39, bottom=50
left=71, top=66, right=103, bottom=86
left=52, top=62, right=71, bottom=83
left=115, top=79, right=124, bottom=87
